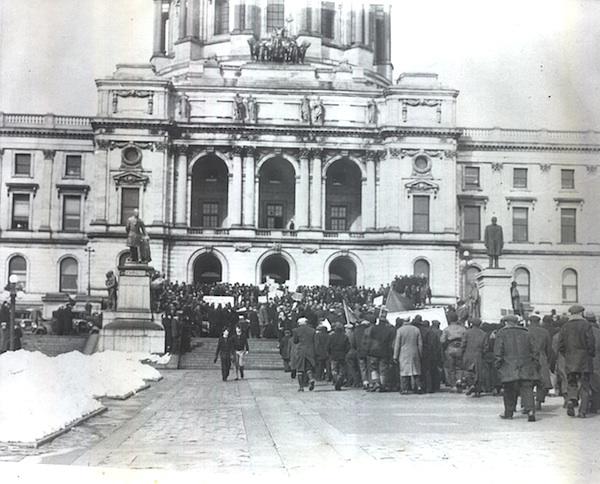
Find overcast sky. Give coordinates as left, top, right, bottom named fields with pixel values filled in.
left=1, top=0, right=599, bottom=130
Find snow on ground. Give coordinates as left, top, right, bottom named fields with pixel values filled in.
left=0, top=350, right=166, bottom=444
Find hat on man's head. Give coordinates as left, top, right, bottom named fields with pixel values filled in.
left=568, top=304, right=585, bottom=315
left=584, top=311, right=596, bottom=322
left=502, top=315, right=519, bottom=324
left=529, top=314, right=541, bottom=323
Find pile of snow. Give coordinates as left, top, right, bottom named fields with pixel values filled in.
left=0, top=350, right=164, bottom=444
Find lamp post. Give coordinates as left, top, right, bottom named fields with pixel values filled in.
left=84, top=244, right=95, bottom=297
left=7, top=274, right=18, bottom=351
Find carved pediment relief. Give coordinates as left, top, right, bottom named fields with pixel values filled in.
left=405, top=179, right=440, bottom=198
left=113, top=171, right=150, bottom=190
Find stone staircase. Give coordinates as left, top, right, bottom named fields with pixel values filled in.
left=178, top=337, right=283, bottom=370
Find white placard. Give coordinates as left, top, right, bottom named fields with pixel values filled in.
left=386, top=307, right=448, bottom=329
left=202, top=295, right=235, bottom=307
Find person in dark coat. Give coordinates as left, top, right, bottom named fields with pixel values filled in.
left=353, top=319, right=372, bottom=389
left=292, top=317, right=316, bottom=391
left=161, top=307, right=174, bottom=353
left=214, top=328, right=234, bottom=381
left=586, top=312, right=600, bottom=413
left=441, top=318, right=466, bottom=391
left=430, top=320, right=443, bottom=390
left=314, top=325, right=330, bottom=381
left=279, top=329, right=292, bottom=372
left=527, top=314, right=553, bottom=410
left=494, top=315, right=539, bottom=422
left=248, top=308, right=260, bottom=338
left=328, top=323, right=351, bottom=390
left=418, top=319, right=437, bottom=393
left=558, top=304, right=596, bottom=418
left=367, top=318, right=396, bottom=392
left=231, top=325, right=250, bottom=380
left=0, top=322, right=9, bottom=353
left=461, top=318, right=487, bottom=397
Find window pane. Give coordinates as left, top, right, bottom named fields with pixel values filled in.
left=14, top=153, right=31, bottom=176
left=413, top=196, right=429, bottom=233
left=202, top=202, right=219, bottom=227
left=560, top=208, right=576, bottom=243
left=562, top=269, right=578, bottom=302
left=63, top=196, right=81, bottom=231
left=464, top=167, right=480, bottom=189
left=515, top=268, right=530, bottom=303
left=513, top=168, right=527, bottom=188
left=561, top=169, right=574, bottom=189
left=512, top=207, right=528, bottom=242
left=60, top=258, right=78, bottom=293
left=121, top=188, right=139, bottom=225
left=414, top=260, right=430, bottom=280
left=214, top=0, right=230, bottom=35
left=12, top=194, right=30, bottom=230
left=266, top=0, right=284, bottom=31
left=266, top=203, right=284, bottom=228
left=65, top=155, right=82, bottom=177
left=330, top=205, right=347, bottom=231
left=321, top=2, right=335, bottom=39
left=463, top=205, right=480, bottom=241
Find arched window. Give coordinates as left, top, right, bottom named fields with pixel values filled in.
left=562, top=269, right=578, bottom=303
left=514, top=267, right=530, bottom=303
left=414, top=259, right=430, bottom=283
left=194, top=253, right=223, bottom=284
left=328, top=256, right=357, bottom=287
left=60, top=258, right=79, bottom=293
left=260, top=254, right=290, bottom=284
left=8, top=256, right=27, bottom=288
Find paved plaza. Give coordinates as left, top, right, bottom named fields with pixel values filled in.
left=1, top=369, right=599, bottom=483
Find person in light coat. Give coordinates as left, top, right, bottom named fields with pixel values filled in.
left=393, top=318, right=423, bottom=394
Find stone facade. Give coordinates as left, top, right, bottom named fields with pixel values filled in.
left=0, top=1, right=598, bottom=314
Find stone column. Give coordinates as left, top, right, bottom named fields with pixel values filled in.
left=362, top=152, right=377, bottom=230
left=296, top=151, right=310, bottom=229
left=178, top=0, right=187, bottom=39
left=228, top=147, right=243, bottom=227
left=40, top=150, right=55, bottom=231
left=232, top=0, right=244, bottom=33
left=242, top=148, right=256, bottom=227
left=310, top=150, right=322, bottom=229
left=353, top=5, right=363, bottom=44
left=93, top=143, right=109, bottom=224
left=187, top=0, right=199, bottom=38
left=384, top=8, right=392, bottom=61
left=174, top=147, right=188, bottom=227
left=153, top=0, right=164, bottom=54
left=310, top=0, right=321, bottom=35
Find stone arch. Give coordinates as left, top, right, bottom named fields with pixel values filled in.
left=57, top=254, right=81, bottom=294
left=6, top=253, right=29, bottom=288
left=323, top=251, right=364, bottom=287
left=323, top=157, right=363, bottom=231
left=322, top=154, right=366, bottom=180
left=258, top=155, right=297, bottom=229
left=190, top=153, right=230, bottom=228
left=256, top=152, right=299, bottom=176
left=255, top=249, right=297, bottom=287
left=188, top=150, right=232, bottom=176
left=412, top=256, right=432, bottom=283
left=187, top=248, right=229, bottom=284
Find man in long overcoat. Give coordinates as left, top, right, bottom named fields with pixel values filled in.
left=494, top=315, right=540, bottom=421
left=367, top=317, right=395, bottom=392
left=527, top=314, right=553, bottom=410
left=586, top=312, right=600, bottom=413
left=125, top=208, right=146, bottom=263
left=353, top=318, right=372, bottom=389
left=461, top=318, right=487, bottom=396
left=393, top=318, right=423, bottom=394
left=441, top=317, right=466, bottom=391
left=484, top=216, right=503, bottom=268
left=292, top=317, right=316, bottom=391
left=558, top=304, right=596, bottom=417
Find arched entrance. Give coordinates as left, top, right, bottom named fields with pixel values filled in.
left=260, top=254, right=290, bottom=284
left=258, top=157, right=295, bottom=229
left=191, top=154, right=229, bottom=228
left=328, top=256, right=357, bottom=287
left=325, top=159, right=362, bottom=231
left=193, top=253, right=223, bottom=284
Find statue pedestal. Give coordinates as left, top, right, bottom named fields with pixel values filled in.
left=476, top=268, right=512, bottom=324
left=98, top=263, right=164, bottom=354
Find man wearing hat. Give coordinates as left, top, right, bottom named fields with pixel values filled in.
left=527, top=314, right=553, bottom=410
left=494, top=314, right=539, bottom=421
left=461, top=318, right=487, bottom=397
left=558, top=304, right=595, bottom=417
left=585, top=311, right=600, bottom=413
left=292, top=317, right=317, bottom=391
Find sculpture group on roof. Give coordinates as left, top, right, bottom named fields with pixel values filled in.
left=248, top=28, right=311, bottom=64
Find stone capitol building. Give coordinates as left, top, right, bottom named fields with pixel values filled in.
left=0, top=0, right=598, bottom=315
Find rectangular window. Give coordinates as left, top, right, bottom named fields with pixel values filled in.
left=561, top=169, right=575, bottom=189
left=413, top=195, right=430, bottom=233
left=512, top=207, right=529, bottom=242
left=266, top=203, right=284, bottom=229
left=513, top=168, right=528, bottom=189
left=14, top=153, right=31, bottom=176
left=330, top=205, right=347, bottom=231
left=266, top=0, right=285, bottom=31
left=63, top=195, right=81, bottom=232
left=214, top=0, right=230, bottom=35
left=121, top=188, right=139, bottom=225
left=463, top=205, right=481, bottom=241
left=202, top=202, right=219, bottom=228
left=12, top=194, right=30, bottom=230
left=464, top=166, right=480, bottom=189
left=65, top=154, right=82, bottom=177
left=373, top=6, right=386, bottom=63
left=560, top=208, right=576, bottom=243
left=321, top=2, right=335, bottom=39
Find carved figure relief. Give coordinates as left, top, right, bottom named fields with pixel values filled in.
left=312, top=97, right=325, bottom=125
left=247, top=28, right=310, bottom=64
left=367, top=99, right=378, bottom=124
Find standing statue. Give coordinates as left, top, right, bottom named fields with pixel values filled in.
left=246, top=95, right=258, bottom=123
left=510, top=281, right=522, bottom=316
left=300, top=96, right=311, bottom=123
left=125, top=208, right=148, bottom=263
left=105, top=270, right=118, bottom=310
left=484, top=216, right=504, bottom=268
left=233, top=93, right=246, bottom=122
left=467, top=281, right=480, bottom=319
left=312, top=97, right=325, bottom=125
left=177, top=93, right=190, bottom=120
left=367, top=98, right=378, bottom=124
